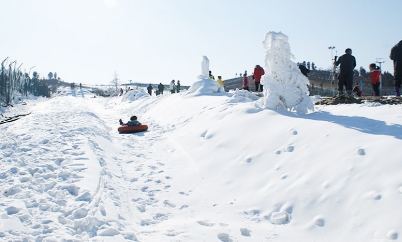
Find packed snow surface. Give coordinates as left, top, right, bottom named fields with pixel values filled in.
left=1, top=86, right=402, bottom=242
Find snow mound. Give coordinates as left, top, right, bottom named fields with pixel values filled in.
left=187, top=78, right=225, bottom=95
left=261, top=31, right=314, bottom=114
left=121, top=88, right=149, bottom=102
left=55, top=87, right=94, bottom=97
left=227, top=88, right=259, bottom=103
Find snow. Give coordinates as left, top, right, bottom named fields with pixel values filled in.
left=261, top=31, right=314, bottom=114
left=1, top=31, right=402, bottom=241
left=2, top=87, right=402, bottom=242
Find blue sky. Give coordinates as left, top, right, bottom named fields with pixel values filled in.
left=0, top=0, right=400, bottom=86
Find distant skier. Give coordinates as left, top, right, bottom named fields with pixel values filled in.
left=177, top=80, right=181, bottom=93
left=119, top=116, right=141, bottom=126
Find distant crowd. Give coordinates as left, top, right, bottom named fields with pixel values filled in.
left=120, top=40, right=402, bottom=98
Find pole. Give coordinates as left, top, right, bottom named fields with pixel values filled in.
left=376, top=58, right=384, bottom=95
left=29, top=66, right=36, bottom=77
left=328, top=46, right=336, bottom=96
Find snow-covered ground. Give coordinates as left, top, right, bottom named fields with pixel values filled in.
left=1, top=85, right=402, bottom=242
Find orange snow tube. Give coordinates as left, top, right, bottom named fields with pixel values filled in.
left=118, top=124, right=148, bottom=134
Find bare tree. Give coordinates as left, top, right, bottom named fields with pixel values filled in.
left=110, top=71, right=120, bottom=96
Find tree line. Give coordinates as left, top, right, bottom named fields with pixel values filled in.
left=0, top=57, right=60, bottom=106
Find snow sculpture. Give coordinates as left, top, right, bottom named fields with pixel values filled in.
left=188, top=56, right=225, bottom=94
left=261, top=31, right=314, bottom=114
left=201, top=56, right=209, bottom=79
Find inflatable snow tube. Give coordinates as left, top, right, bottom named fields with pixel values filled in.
left=118, top=124, right=148, bottom=134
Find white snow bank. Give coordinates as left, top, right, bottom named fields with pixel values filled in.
left=187, top=78, right=225, bottom=95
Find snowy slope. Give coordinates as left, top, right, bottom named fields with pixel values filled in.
left=1, top=86, right=402, bottom=241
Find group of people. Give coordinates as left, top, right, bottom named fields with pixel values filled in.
left=334, top=40, right=402, bottom=98
left=146, top=83, right=171, bottom=96
left=169, top=80, right=181, bottom=94
left=239, top=65, right=265, bottom=92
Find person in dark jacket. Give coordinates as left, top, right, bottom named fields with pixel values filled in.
left=298, top=64, right=310, bottom=77
left=334, top=48, right=356, bottom=96
left=390, top=40, right=402, bottom=96
left=147, top=84, right=153, bottom=96
left=158, top=83, right=164, bottom=95
left=119, top=116, right=141, bottom=126
left=177, top=80, right=181, bottom=93
left=253, top=65, right=265, bottom=92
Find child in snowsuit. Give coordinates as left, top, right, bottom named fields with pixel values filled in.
left=369, top=63, right=381, bottom=96
left=352, top=83, right=362, bottom=97
left=242, top=74, right=249, bottom=91
left=119, top=116, right=141, bottom=126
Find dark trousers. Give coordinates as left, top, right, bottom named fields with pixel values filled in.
left=254, top=82, right=263, bottom=92
left=243, top=86, right=249, bottom=91
left=254, top=82, right=260, bottom=92
left=337, top=70, right=354, bottom=93
left=394, top=74, right=402, bottom=88
left=372, top=83, right=380, bottom=96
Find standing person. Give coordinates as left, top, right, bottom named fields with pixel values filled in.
left=242, top=74, right=250, bottom=91
left=298, top=64, right=310, bottom=77
left=216, top=76, right=224, bottom=87
left=170, top=80, right=176, bottom=94
left=369, top=63, right=381, bottom=97
left=119, top=88, right=124, bottom=96
left=334, top=48, right=356, bottom=96
left=390, top=40, right=402, bottom=96
left=209, top=71, right=215, bottom=80
left=177, top=80, right=181, bottom=93
left=79, top=83, right=82, bottom=89
left=147, top=84, right=153, bottom=96
left=253, top=65, right=265, bottom=92
left=158, top=83, right=164, bottom=95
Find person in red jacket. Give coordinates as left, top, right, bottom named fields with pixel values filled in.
left=369, top=63, right=381, bottom=96
left=242, top=74, right=250, bottom=91
left=252, top=65, right=265, bottom=92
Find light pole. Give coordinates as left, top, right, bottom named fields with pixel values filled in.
left=328, top=46, right=336, bottom=96
left=376, top=58, right=385, bottom=94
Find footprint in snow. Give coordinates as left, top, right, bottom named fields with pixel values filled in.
left=285, top=145, right=294, bottom=152
left=163, top=200, right=176, bottom=208
left=240, top=228, right=252, bottom=237
left=356, top=148, right=365, bottom=155
left=217, top=233, right=233, bottom=242
left=290, top=130, right=298, bottom=135
left=313, top=216, right=325, bottom=227
left=386, top=230, right=398, bottom=240
left=197, top=221, right=214, bottom=227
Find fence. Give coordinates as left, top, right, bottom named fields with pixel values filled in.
left=0, top=58, right=50, bottom=106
